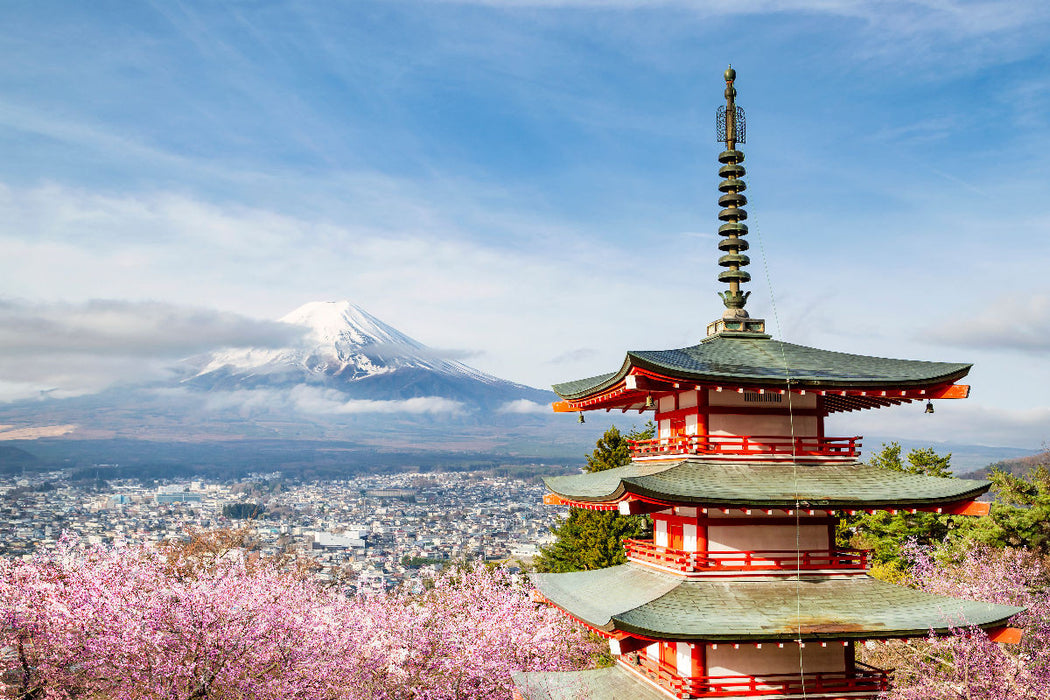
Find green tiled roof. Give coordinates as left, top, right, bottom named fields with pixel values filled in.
left=543, top=459, right=990, bottom=508
left=552, top=336, right=971, bottom=399
left=532, top=565, right=1022, bottom=642
left=513, top=667, right=667, bottom=700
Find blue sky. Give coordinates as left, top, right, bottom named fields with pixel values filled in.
left=1, top=0, right=1049, bottom=448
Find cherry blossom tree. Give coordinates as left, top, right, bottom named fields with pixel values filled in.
left=0, top=536, right=600, bottom=700
left=870, top=544, right=1050, bottom=700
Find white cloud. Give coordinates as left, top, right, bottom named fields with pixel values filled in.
left=0, top=181, right=663, bottom=392
left=927, top=295, right=1050, bottom=353
left=0, top=299, right=303, bottom=400
left=198, top=385, right=465, bottom=416
left=497, top=399, right=551, bottom=414
left=0, top=298, right=302, bottom=356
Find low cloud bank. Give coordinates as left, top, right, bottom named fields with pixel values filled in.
left=0, top=299, right=304, bottom=402
left=196, top=385, right=465, bottom=417
left=497, top=399, right=550, bottom=414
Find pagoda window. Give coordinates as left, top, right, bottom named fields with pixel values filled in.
left=706, top=643, right=847, bottom=682
left=679, top=389, right=698, bottom=409
left=682, top=522, right=699, bottom=552
left=676, top=642, right=696, bottom=676
left=707, top=523, right=830, bottom=554
left=654, top=518, right=669, bottom=547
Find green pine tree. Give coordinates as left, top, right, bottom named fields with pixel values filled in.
left=535, top=423, right=654, bottom=573
left=956, top=462, right=1050, bottom=552
left=837, top=442, right=957, bottom=572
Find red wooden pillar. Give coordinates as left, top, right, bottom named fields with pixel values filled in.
left=816, top=395, right=826, bottom=439
left=698, top=389, right=709, bottom=438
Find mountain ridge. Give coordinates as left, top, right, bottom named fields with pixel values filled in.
left=187, top=301, right=522, bottom=391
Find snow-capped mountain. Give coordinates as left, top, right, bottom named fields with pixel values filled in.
left=185, top=301, right=551, bottom=409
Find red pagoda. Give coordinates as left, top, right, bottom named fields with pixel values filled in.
left=512, top=68, right=1022, bottom=700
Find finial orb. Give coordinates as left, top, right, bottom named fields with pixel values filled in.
left=724, top=66, right=736, bottom=82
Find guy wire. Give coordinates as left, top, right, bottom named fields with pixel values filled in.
left=753, top=220, right=807, bottom=699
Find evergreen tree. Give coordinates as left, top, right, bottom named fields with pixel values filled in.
left=837, top=442, right=957, bottom=570
left=535, top=423, right=654, bottom=573
left=956, top=463, right=1050, bottom=552
left=840, top=445, right=1050, bottom=572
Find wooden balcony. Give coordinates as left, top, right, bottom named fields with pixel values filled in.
left=624, top=539, right=870, bottom=575
left=627, top=653, right=888, bottom=698
left=629, top=435, right=861, bottom=461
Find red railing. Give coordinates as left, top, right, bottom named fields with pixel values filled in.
left=628, top=653, right=888, bottom=698
left=624, top=539, right=870, bottom=573
left=629, top=435, right=861, bottom=460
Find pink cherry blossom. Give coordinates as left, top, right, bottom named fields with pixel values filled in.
left=0, top=536, right=599, bottom=699
left=877, top=544, right=1050, bottom=700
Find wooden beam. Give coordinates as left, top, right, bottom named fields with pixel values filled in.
left=618, top=499, right=671, bottom=516
left=625, top=374, right=674, bottom=393
left=543, top=492, right=618, bottom=510
left=704, top=406, right=824, bottom=417
left=988, top=627, right=1024, bottom=644
left=551, top=401, right=575, bottom=413
left=609, top=635, right=651, bottom=655
left=947, top=500, right=991, bottom=516
left=930, top=384, right=970, bottom=399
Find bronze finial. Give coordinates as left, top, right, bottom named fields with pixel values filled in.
left=715, top=65, right=750, bottom=319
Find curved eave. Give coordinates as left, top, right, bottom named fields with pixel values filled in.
left=551, top=338, right=972, bottom=405
left=552, top=362, right=632, bottom=402
left=543, top=459, right=991, bottom=508
left=533, top=566, right=1023, bottom=643
left=627, top=352, right=971, bottom=393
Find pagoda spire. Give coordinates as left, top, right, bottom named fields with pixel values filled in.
left=706, top=67, right=765, bottom=338
left=716, top=65, right=750, bottom=318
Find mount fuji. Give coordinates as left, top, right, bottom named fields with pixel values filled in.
left=182, top=301, right=553, bottom=412
left=0, top=301, right=625, bottom=467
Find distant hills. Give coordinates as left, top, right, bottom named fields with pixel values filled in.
left=959, top=450, right=1050, bottom=481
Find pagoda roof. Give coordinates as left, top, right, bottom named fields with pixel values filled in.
left=543, top=459, right=990, bottom=508
left=553, top=335, right=971, bottom=403
left=532, top=564, right=1022, bottom=642
left=513, top=667, right=667, bottom=700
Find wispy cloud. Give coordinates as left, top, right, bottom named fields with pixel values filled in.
left=546, top=348, right=599, bottom=365
left=0, top=181, right=656, bottom=390
left=426, top=0, right=1050, bottom=37
left=927, top=295, right=1050, bottom=353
